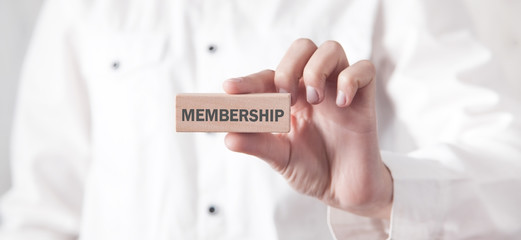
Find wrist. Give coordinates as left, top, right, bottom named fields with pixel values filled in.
left=334, top=157, right=394, bottom=220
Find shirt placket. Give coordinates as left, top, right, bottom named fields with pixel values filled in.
left=194, top=0, right=229, bottom=239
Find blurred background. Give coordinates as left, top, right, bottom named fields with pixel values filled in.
left=1, top=0, right=44, bottom=198
left=0, top=0, right=520, bottom=210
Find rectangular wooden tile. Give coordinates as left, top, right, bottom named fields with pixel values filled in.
left=176, top=93, right=290, bottom=132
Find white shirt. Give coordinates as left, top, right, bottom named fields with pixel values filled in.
left=2, top=0, right=521, bottom=239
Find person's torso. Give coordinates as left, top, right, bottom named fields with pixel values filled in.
left=72, top=0, right=380, bottom=239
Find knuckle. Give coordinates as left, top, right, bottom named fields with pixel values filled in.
left=292, top=38, right=317, bottom=51
left=338, top=71, right=358, bottom=89
left=359, top=60, right=376, bottom=75
left=274, top=70, right=293, bottom=84
left=303, top=68, right=327, bottom=84
left=339, top=70, right=355, bottom=82
left=320, top=40, right=344, bottom=53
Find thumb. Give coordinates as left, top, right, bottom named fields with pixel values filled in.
left=225, top=133, right=289, bottom=172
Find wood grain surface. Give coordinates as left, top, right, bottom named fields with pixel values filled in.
left=176, top=93, right=290, bottom=132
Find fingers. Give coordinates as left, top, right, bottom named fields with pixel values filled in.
left=223, top=69, right=276, bottom=94
left=274, top=39, right=349, bottom=105
left=303, top=41, right=349, bottom=104
left=225, top=133, right=289, bottom=172
left=336, top=60, right=376, bottom=107
left=274, top=39, right=317, bottom=105
left=223, top=40, right=374, bottom=110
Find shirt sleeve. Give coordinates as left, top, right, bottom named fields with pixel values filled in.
left=0, top=1, right=90, bottom=239
left=329, top=0, right=521, bottom=239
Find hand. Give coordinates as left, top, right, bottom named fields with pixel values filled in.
left=223, top=39, right=393, bottom=219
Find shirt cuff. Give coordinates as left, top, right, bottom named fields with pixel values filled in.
left=328, top=206, right=389, bottom=239
left=328, top=151, right=445, bottom=239
left=382, top=151, right=444, bottom=239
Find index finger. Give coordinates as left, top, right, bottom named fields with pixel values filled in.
left=274, top=38, right=318, bottom=105
left=302, top=41, right=349, bottom=104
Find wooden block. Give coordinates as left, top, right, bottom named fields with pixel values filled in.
left=176, top=93, right=290, bottom=132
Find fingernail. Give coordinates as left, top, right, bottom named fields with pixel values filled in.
left=336, top=90, right=347, bottom=106
left=226, top=77, right=243, bottom=83
left=279, top=88, right=288, bottom=93
left=306, top=86, right=319, bottom=104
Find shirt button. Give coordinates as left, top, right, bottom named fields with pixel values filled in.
left=112, top=61, right=120, bottom=70
left=208, top=205, right=218, bottom=215
left=207, top=44, right=217, bottom=54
